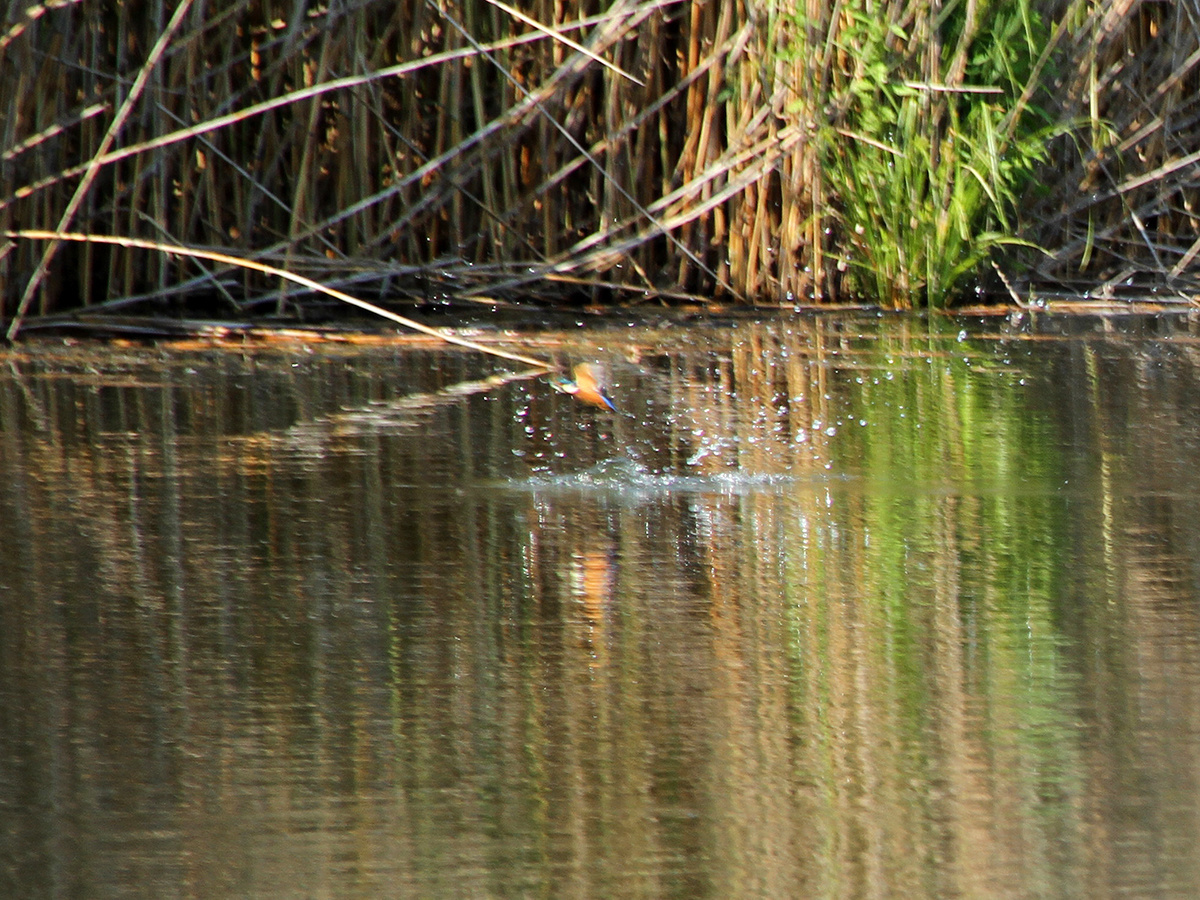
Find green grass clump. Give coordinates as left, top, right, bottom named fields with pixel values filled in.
left=796, top=0, right=1056, bottom=308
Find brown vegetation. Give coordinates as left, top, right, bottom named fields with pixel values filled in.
left=0, top=0, right=1197, bottom=326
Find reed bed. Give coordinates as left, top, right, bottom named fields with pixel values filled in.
left=0, top=0, right=1196, bottom=324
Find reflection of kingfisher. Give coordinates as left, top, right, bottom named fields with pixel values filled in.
left=550, top=363, right=617, bottom=411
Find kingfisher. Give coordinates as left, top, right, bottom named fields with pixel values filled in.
left=550, top=363, right=617, bottom=411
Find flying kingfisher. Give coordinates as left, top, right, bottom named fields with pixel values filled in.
left=550, top=363, right=616, bottom=411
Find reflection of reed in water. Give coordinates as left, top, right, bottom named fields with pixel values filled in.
left=525, top=323, right=845, bottom=480
left=634, top=323, right=837, bottom=478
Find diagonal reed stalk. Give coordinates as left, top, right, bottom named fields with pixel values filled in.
left=8, top=0, right=196, bottom=336
left=0, top=0, right=1197, bottom=317
left=5, top=229, right=554, bottom=369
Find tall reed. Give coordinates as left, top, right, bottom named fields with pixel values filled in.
left=0, top=0, right=1196, bottom=319
left=1022, top=1, right=1200, bottom=296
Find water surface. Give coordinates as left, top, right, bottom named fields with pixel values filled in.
left=3, top=312, right=1200, bottom=898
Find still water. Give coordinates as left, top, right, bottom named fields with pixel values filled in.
left=2, top=312, right=1200, bottom=898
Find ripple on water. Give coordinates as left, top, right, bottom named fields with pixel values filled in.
left=503, top=455, right=850, bottom=500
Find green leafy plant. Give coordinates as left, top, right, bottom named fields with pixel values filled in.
left=801, top=0, right=1057, bottom=308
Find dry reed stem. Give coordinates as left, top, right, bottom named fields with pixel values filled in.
left=3, top=0, right=1197, bottom=315
left=484, top=0, right=644, bottom=85
left=8, top=0, right=196, bottom=335
left=0, top=0, right=82, bottom=54
left=1024, top=0, right=1200, bottom=290
left=0, top=28, right=594, bottom=215
left=6, top=229, right=555, bottom=368
left=1, top=1, right=778, bottom=313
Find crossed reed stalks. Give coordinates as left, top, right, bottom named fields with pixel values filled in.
left=0, top=0, right=1196, bottom=328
